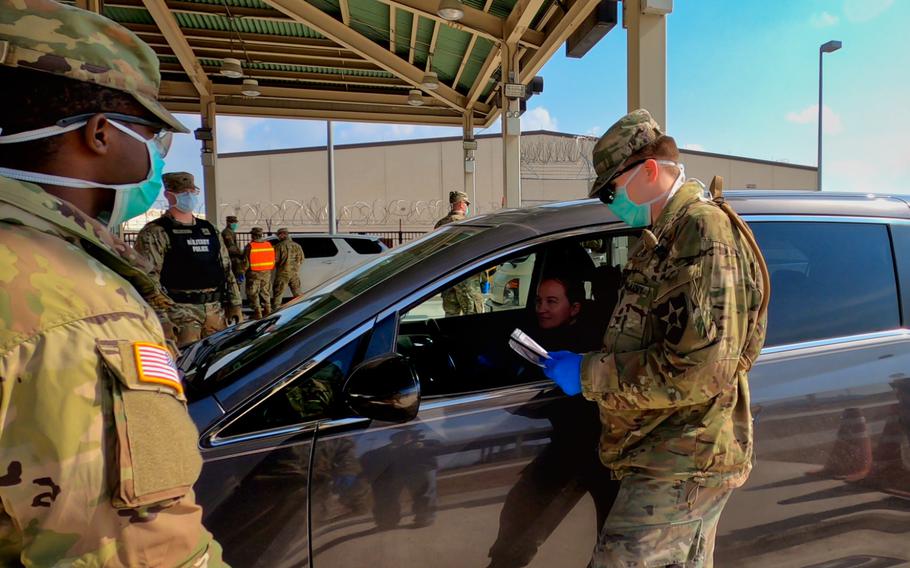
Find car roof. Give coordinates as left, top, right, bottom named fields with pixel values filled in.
left=269, top=232, right=380, bottom=239
left=461, top=191, right=910, bottom=234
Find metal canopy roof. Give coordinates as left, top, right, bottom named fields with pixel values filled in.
left=70, top=0, right=602, bottom=127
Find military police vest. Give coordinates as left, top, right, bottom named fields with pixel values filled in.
left=152, top=216, right=223, bottom=291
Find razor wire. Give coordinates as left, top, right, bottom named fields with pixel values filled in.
left=219, top=198, right=461, bottom=228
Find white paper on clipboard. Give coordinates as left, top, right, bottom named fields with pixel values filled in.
left=509, top=328, right=550, bottom=368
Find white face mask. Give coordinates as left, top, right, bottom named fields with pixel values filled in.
left=0, top=120, right=166, bottom=229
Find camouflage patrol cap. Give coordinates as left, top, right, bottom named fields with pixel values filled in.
left=162, top=172, right=197, bottom=192
left=449, top=190, right=469, bottom=204
left=226, top=215, right=238, bottom=223
left=0, top=0, right=188, bottom=133
left=589, top=109, right=663, bottom=198
left=250, top=226, right=264, bottom=236
left=276, top=227, right=289, bottom=234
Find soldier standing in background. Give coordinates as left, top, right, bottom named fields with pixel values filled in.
left=272, top=227, right=305, bottom=311
left=543, top=109, right=769, bottom=567
left=0, top=0, right=225, bottom=564
left=222, top=214, right=246, bottom=284
left=434, top=190, right=485, bottom=316
left=243, top=226, right=275, bottom=318
left=135, top=172, right=243, bottom=348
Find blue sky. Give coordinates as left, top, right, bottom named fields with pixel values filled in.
left=164, top=0, right=910, bottom=199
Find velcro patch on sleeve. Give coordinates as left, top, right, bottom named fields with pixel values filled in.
left=133, top=342, right=184, bottom=394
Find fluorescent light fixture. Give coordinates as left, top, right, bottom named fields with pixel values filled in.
left=437, top=0, right=464, bottom=21
left=241, top=78, right=261, bottom=97
left=220, top=57, right=243, bottom=78
left=408, top=89, right=424, bottom=106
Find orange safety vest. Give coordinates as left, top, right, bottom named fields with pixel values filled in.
left=249, top=241, right=276, bottom=271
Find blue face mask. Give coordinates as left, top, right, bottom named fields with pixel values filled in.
left=230, top=223, right=239, bottom=231
left=172, top=191, right=199, bottom=214
left=607, top=162, right=685, bottom=228
left=607, top=165, right=660, bottom=227
left=0, top=119, right=164, bottom=229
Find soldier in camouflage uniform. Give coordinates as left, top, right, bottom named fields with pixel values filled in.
left=271, top=227, right=305, bottom=311
left=135, top=172, right=243, bottom=348
left=0, top=1, right=226, bottom=564
left=543, top=110, right=769, bottom=567
left=222, top=215, right=246, bottom=283
left=434, top=190, right=485, bottom=316
left=242, top=226, right=275, bottom=318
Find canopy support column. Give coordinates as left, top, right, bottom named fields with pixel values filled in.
left=200, top=96, right=219, bottom=223
left=624, top=0, right=670, bottom=129
left=327, top=119, right=337, bottom=234
left=463, top=110, right=476, bottom=207
left=500, top=44, right=521, bottom=208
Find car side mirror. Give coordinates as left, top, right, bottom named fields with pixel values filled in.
left=343, top=353, right=420, bottom=423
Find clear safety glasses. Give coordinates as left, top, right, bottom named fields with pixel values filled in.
left=57, top=112, right=174, bottom=158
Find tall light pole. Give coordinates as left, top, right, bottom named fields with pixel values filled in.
left=818, top=40, right=842, bottom=190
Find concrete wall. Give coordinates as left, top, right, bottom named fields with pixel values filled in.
left=215, top=131, right=817, bottom=232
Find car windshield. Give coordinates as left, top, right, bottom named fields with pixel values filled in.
left=179, top=227, right=478, bottom=397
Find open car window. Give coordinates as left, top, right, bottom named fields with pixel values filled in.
left=396, top=229, right=632, bottom=398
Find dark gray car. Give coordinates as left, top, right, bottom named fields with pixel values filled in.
left=181, top=191, right=910, bottom=567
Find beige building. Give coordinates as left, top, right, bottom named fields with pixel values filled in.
left=215, top=131, right=818, bottom=232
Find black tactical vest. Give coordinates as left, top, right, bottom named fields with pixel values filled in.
left=152, top=215, right=224, bottom=291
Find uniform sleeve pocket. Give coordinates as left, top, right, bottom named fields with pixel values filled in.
left=98, top=340, right=203, bottom=509
left=655, top=263, right=701, bottom=302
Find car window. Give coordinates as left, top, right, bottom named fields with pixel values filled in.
left=218, top=335, right=363, bottom=438
left=180, top=228, right=478, bottom=399
left=751, top=222, right=900, bottom=347
left=404, top=254, right=538, bottom=321
left=892, top=224, right=910, bottom=326
left=295, top=237, right=339, bottom=258
left=485, top=254, right=537, bottom=313
left=396, top=231, right=625, bottom=397
left=344, top=237, right=385, bottom=255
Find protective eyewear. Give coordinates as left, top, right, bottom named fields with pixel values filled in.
left=598, top=159, right=647, bottom=204
left=57, top=112, right=174, bottom=157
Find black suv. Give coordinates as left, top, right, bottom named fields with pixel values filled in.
left=181, top=191, right=910, bottom=568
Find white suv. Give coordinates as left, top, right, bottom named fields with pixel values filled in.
left=242, top=233, right=388, bottom=303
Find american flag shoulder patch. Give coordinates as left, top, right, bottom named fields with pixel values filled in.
left=133, top=342, right=184, bottom=394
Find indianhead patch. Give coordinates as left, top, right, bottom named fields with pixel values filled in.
left=654, top=293, right=689, bottom=344
left=133, top=342, right=184, bottom=394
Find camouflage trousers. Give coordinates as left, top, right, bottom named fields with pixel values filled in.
left=169, top=301, right=226, bottom=348
left=246, top=271, right=272, bottom=318
left=441, top=277, right=485, bottom=316
left=272, top=271, right=302, bottom=311
left=590, top=476, right=732, bottom=568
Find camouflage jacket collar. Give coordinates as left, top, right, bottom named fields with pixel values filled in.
left=651, top=180, right=708, bottom=238
left=0, top=175, right=174, bottom=311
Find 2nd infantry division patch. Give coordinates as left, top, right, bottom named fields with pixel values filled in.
left=133, top=342, right=184, bottom=394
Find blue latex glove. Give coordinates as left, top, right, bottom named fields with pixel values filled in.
left=543, top=350, right=583, bottom=396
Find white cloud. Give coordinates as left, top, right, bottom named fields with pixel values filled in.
left=585, top=125, right=602, bottom=137
left=683, top=143, right=705, bottom=152
left=785, top=104, right=843, bottom=134
left=810, top=11, right=839, bottom=27
left=521, top=106, right=558, bottom=131
left=335, top=123, right=458, bottom=143
left=844, top=0, right=893, bottom=22
left=821, top=122, right=908, bottom=192
left=217, top=116, right=266, bottom=152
